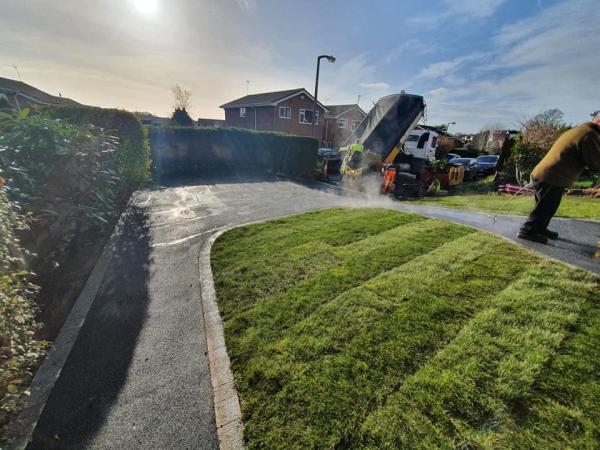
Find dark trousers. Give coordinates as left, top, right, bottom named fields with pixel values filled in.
left=520, top=181, right=565, bottom=234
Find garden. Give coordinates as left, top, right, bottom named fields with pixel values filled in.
left=212, top=208, right=600, bottom=449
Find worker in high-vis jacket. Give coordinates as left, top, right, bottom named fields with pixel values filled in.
left=350, top=139, right=364, bottom=154
left=518, top=115, right=600, bottom=244
left=344, top=139, right=364, bottom=172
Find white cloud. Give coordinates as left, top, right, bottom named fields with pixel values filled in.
left=383, top=39, right=437, bottom=64
left=419, top=53, right=485, bottom=79
left=441, top=0, right=506, bottom=19
left=420, top=60, right=461, bottom=79
left=408, top=0, right=505, bottom=29
left=233, top=0, right=256, bottom=11
left=428, top=87, right=448, bottom=97
left=359, top=82, right=391, bottom=90
left=317, top=55, right=393, bottom=108
left=420, top=0, right=600, bottom=132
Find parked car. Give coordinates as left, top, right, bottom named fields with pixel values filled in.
left=476, top=155, right=499, bottom=175
left=440, top=152, right=461, bottom=161
left=449, top=157, right=480, bottom=180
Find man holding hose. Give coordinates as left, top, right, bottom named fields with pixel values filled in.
left=518, top=114, right=600, bottom=244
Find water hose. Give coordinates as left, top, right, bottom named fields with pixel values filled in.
left=490, top=181, right=534, bottom=223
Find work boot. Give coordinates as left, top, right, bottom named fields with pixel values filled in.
left=517, top=231, right=548, bottom=244
left=543, top=229, right=559, bottom=240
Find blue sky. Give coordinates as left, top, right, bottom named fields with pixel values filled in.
left=1, top=0, right=598, bottom=132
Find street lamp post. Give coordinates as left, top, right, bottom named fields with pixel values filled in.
left=446, top=121, right=456, bottom=133
left=312, top=54, right=336, bottom=140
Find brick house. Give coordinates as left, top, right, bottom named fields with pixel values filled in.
left=220, top=88, right=328, bottom=142
left=323, top=104, right=366, bottom=148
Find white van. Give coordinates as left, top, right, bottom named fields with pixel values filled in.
left=403, top=128, right=439, bottom=161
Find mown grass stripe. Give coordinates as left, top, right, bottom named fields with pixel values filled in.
left=212, top=208, right=425, bottom=320
left=212, top=208, right=421, bottom=263
left=211, top=208, right=600, bottom=449
left=224, top=220, right=473, bottom=356
left=358, top=262, right=599, bottom=449
left=238, top=234, right=533, bottom=449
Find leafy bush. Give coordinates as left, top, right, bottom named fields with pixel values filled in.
left=0, top=185, right=47, bottom=432
left=171, top=108, right=194, bottom=127
left=0, top=109, right=122, bottom=230
left=500, top=109, right=570, bottom=184
left=504, top=136, right=543, bottom=184
left=460, top=175, right=495, bottom=193
left=150, top=127, right=318, bottom=179
left=0, top=108, right=134, bottom=437
left=42, top=106, right=151, bottom=192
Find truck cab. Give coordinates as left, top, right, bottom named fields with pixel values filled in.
left=403, top=128, right=438, bottom=161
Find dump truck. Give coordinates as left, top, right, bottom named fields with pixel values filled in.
left=339, top=92, right=464, bottom=197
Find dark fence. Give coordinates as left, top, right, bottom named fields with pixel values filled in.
left=149, top=127, right=318, bottom=179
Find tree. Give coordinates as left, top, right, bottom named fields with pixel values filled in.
left=519, top=109, right=567, bottom=151
left=502, top=109, right=570, bottom=184
left=172, top=84, right=192, bottom=111
left=171, top=108, right=194, bottom=127
left=170, top=84, right=194, bottom=127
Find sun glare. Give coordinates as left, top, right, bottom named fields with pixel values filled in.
left=132, top=0, right=159, bottom=16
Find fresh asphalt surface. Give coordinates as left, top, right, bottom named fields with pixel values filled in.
left=29, top=173, right=598, bottom=449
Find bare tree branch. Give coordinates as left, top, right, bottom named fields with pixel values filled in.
left=172, top=84, right=192, bottom=111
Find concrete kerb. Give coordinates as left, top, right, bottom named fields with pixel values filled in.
left=198, top=209, right=342, bottom=450
left=5, top=194, right=135, bottom=450
left=199, top=227, right=245, bottom=450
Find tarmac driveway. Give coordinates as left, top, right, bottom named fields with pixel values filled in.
left=29, top=174, right=598, bottom=449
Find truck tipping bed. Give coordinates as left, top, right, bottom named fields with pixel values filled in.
left=347, top=93, right=425, bottom=159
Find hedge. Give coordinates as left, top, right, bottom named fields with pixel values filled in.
left=0, top=105, right=150, bottom=442
left=0, top=185, right=46, bottom=435
left=149, top=127, right=318, bottom=179
left=44, top=106, right=151, bottom=192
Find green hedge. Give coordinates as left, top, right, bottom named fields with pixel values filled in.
left=0, top=106, right=150, bottom=441
left=149, top=127, right=318, bottom=179
left=44, top=106, right=151, bottom=191
left=0, top=186, right=46, bottom=434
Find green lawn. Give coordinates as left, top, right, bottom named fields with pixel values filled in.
left=211, top=208, right=600, bottom=449
left=414, top=193, right=600, bottom=220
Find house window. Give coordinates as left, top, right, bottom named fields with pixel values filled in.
left=351, top=120, right=359, bottom=131
left=299, top=109, right=318, bottom=124
left=240, top=107, right=247, bottom=117
left=279, top=106, right=291, bottom=119
left=337, top=118, right=347, bottom=128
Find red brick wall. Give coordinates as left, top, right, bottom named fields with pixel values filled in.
left=224, top=107, right=257, bottom=129
left=223, top=92, right=326, bottom=142
left=270, top=94, right=326, bottom=140
left=325, top=108, right=366, bottom=148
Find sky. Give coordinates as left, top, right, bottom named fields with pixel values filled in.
left=1, top=0, right=598, bottom=133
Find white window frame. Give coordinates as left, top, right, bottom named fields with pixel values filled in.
left=299, top=109, right=319, bottom=125
left=240, top=107, right=247, bottom=117
left=279, top=106, right=291, bottom=119
left=338, top=118, right=347, bottom=128
left=351, top=120, right=359, bottom=131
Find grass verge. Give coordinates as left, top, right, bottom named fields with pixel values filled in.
left=211, top=208, right=600, bottom=449
left=414, top=193, right=600, bottom=220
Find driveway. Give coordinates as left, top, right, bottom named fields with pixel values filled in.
left=29, top=174, right=598, bottom=449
